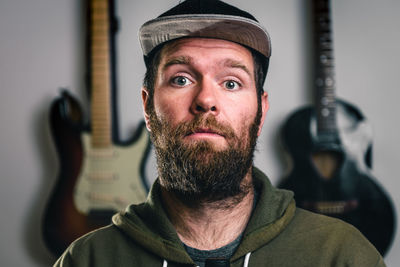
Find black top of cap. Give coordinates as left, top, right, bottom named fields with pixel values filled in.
left=159, top=0, right=258, bottom=22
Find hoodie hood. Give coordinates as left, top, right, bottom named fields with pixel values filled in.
left=112, top=167, right=295, bottom=264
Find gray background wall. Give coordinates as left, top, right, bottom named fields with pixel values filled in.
left=1, top=0, right=399, bottom=266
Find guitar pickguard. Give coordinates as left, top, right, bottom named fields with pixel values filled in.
left=309, top=100, right=373, bottom=174
left=74, top=126, right=150, bottom=214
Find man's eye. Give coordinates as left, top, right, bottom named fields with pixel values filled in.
left=171, top=76, right=192, bottom=87
left=224, top=80, right=240, bottom=90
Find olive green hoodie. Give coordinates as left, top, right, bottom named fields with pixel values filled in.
left=54, top=168, right=385, bottom=266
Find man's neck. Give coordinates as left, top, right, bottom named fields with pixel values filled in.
left=161, top=172, right=254, bottom=250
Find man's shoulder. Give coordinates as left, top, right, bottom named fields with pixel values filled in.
left=291, top=208, right=356, bottom=233
left=282, top=208, right=385, bottom=265
left=66, top=224, right=122, bottom=252
left=249, top=207, right=385, bottom=266
left=287, top=207, right=374, bottom=244
left=53, top=224, right=140, bottom=267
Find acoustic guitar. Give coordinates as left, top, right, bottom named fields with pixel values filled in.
left=42, top=0, right=151, bottom=256
left=278, top=0, right=395, bottom=256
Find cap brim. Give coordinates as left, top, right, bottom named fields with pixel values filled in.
left=139, top=14, right=271, bottom=58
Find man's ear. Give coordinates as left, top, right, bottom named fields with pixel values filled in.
left=257, top=91, right=269, bottom=136
left=141, top=87, right=151, bottom=132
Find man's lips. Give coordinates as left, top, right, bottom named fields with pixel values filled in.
left=186, top=128, right=225, bottom=138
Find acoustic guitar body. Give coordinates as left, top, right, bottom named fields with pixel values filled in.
left=279, top=99, right=395, bottom=255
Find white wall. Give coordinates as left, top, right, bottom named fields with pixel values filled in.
left=1, top=0, right=399, bottom=266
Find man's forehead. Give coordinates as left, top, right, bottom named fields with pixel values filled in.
left=159, top=38, right=254, bottom=70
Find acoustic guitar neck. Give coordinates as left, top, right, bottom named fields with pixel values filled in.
left=312, top=0, right=339, bottom=145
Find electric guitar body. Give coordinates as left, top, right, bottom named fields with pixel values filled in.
left=43, top=92, right=85, bottom=257
left=42, top=0, right=151, bottom=256
left=278, top=0, right=395, bottom=256
left=43, top=91, right=151, bottom=256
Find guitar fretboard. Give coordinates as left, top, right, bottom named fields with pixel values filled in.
left=90, top=0, right=112, bottom=148
left=312, top=0, right=338, bottom=141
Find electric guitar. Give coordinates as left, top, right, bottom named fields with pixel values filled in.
left=42, top=0, right=151, bottom=256
left=278, top=0, right=395, bottom=256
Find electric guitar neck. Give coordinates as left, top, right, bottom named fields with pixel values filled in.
left=42, top=0, right=151, bottom=256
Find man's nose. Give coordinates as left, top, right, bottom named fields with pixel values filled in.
left=190, top=78, right=219, bottom=115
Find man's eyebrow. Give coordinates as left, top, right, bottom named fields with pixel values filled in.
left=222, top=59, right=252, bottom=77
left=161, top=56, right=252, bottom=77
left=162, top=56, right=192, bottom=71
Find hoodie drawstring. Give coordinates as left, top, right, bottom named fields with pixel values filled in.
left=162, top=252, right=251, bottom=267
left=243, top=252, right=251, bottom=267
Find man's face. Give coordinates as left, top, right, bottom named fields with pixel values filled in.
left=142, top=38, right=269, bottom=202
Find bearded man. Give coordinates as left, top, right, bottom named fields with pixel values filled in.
left=54, top=0, right=385, bottom=266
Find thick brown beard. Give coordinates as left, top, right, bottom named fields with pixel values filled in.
left=148, top=108, right=261, bottom=206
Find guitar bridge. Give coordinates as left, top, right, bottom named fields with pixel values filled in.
left=301, top=200, right=359, bottom=215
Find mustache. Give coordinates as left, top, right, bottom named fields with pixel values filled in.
left=174, top=115, right=236, bottom=140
